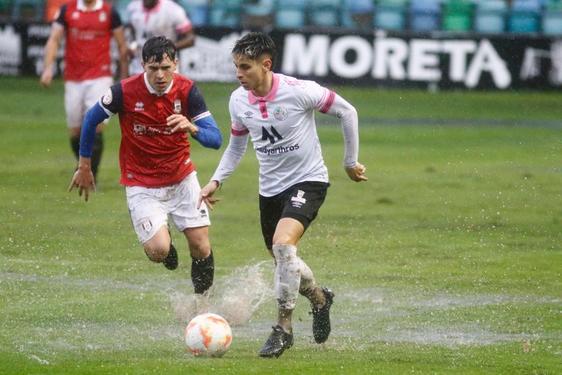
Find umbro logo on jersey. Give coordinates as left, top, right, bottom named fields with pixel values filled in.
left=243, top=111, right=254, bottom=118
left=135, top=102, right=144, bottom=112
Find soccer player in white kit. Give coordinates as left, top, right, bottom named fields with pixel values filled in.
left=126, top=0, right=195, bottom=74
left=199, top=32, right=368, bottom=358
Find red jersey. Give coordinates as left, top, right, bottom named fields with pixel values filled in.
left=102, top=73, right=208, bottom=187
left=55, top=0, right=122, bottom=81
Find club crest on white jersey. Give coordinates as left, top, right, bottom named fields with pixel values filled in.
left=273, top=106, right=288, bottom=121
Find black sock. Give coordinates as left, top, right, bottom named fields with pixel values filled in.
left=70, top=135, right=80, bottom=160
left=191, top=250, right=214, bottom=294
left=91, top=133, right=104, bottom=180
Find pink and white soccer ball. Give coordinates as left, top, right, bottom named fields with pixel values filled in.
left=185, top=313, right=233, bottom=357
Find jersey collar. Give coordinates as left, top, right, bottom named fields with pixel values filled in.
left=77, top=0, right=103, bottom=11
left=144, top=73, right=174, bottom=96
left=248, top=73, right=279, bottom=104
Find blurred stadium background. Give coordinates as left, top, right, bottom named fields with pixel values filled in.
left=0, top=0, right=561, bottom=35
left=0, top=0, right=561, bottom=90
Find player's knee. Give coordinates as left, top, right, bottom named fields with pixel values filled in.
left=187, top=236, right=211, bottom=259
left=184, top=228, right=211, bottom=258
left=272, top=234, right=294, bottom=246
left=189, top=244, right=211, bottom=259
left=143, top=240, right=170, bottom=262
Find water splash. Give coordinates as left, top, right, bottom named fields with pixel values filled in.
left=169, top=261, right=273, bottom=326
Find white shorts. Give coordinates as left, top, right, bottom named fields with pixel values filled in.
left=64, top=77, right=113, bottom=129
left=126, top=172, right=211, bottom=244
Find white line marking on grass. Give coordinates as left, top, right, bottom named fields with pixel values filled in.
left=29, top=354, right=49, bottom=365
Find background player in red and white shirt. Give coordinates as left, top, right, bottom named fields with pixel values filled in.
left=126, top=0, right=195, bottom=75
left=40, top=0, right=129, bottom=180
left=199, top=32, right=367, bottom=358
left=69, top=36, right=222, bottom=295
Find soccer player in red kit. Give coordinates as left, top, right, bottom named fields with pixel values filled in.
left=40, top=0, right=129, bottom=180
left=69, top=36, right=222, bottom=295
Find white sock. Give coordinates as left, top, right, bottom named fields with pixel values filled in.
left=298, top=257, right=316, bottom=293
left=272, top=244, right=301, bottom=310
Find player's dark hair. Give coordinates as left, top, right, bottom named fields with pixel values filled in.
left=232, top=32, right=277, bottom=67
left=142, top=36, right=177, bottom=63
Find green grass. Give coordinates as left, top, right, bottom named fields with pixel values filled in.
left=0, top=77, right=561, bottom=374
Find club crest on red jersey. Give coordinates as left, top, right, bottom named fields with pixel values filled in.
left=102, top=89, right=113, bottom=105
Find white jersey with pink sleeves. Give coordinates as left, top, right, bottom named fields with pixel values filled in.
left=127, top=0, right=192, bottom=74
left=226, top=73, right=337, bottom=196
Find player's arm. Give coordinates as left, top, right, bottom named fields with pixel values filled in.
left=110, top=8, right=129, bottom=79
left=198, top=96, right=248, bottom=209
left=123, top=3, right=138, bottom=58
left=321, top=92, right=368, bottom=182
left=40, top=21, right=64, bottom=87
left=175, top=30, right=195, bottom=50
left=113, top=27, right=129, bottom=79
left=198, top=129, right=249, bottom=210
left=69, top=86, right=122, bottom=201
left=68, top=103, right=109, bottom=201
left=168, top=85, right=222, bottom=149
left=189, top=112, right=222, bottom=149
left=174, top=9, right=195, bottom=50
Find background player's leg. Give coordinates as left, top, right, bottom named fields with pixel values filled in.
left=70, top=135, right=80, bottom=160
left=65, top=81, right=84, bottom=164
left=90, top=131, right=104, bottom=180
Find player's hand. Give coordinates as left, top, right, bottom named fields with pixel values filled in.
left=345, top=162, right=368, bottom=182
left=40, top=69, right=53, bottom=88
left=198, top=180, right=221, bottom=210
left=167, top=114, right=198, bottom=136
left=68, top=166, right=96, bottom=202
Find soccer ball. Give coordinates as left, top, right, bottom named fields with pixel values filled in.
left=185, top=313, right=233, bottom=357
